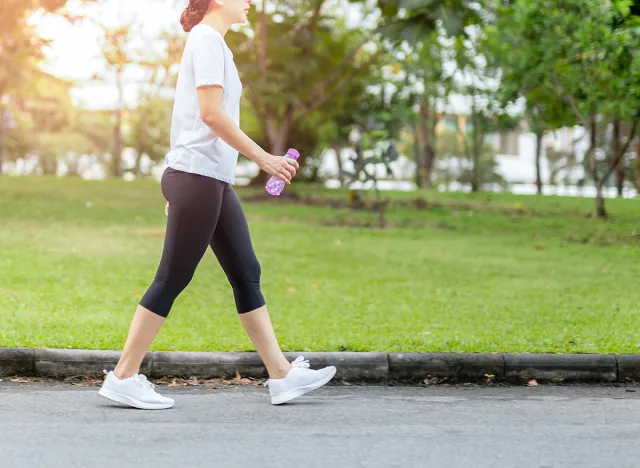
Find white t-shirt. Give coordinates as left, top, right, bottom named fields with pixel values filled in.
left=165, top=24, right=242, bottom=184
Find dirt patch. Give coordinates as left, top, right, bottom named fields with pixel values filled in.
left=241, top=191, right=427, bottom=214
left=240, top=190, right=564, bottom=218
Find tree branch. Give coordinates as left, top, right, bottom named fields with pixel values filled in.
left=587, top=113, right=598, bottom=183
left=552, top=71, right=588, bottom=128
left=293, top=49, right=382, bottom=122
left=298, top=36, right=373, bottom=108
left=601, top=114, right=639, bottom=183
left=620, top=115, right=639, bottom=157
left=299, top=0, right=328, bottom=62
left=310, top=0, right=327, bottom=34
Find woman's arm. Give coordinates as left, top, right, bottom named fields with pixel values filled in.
left=198, top=86, right=298, bottom=184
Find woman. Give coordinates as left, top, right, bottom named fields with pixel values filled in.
left=98, top=0, right=336, bottom=409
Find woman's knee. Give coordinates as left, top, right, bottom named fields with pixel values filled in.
left=227, top=257, right=265, bottom=313
left=140, top=273, right=194, bottom=318
left=227, top=255, right=261, bottom=288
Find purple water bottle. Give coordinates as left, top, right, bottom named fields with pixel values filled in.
left=265, top=148, right=300, bottom=196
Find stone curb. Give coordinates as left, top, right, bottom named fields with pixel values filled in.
left=1, top=348, right=638, bottom=383
left=503, top=353, right=617, bottom=383
left=33, top=349, right=153, bottom=378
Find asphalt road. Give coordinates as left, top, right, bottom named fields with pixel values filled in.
left=0, top=381, right=639, bottom=468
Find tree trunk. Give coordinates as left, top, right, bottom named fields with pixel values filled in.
left=535, top=129, right=543, bottom=195
left=634, top=141, right=640, bottom=193
left=615, top=160, right=624, bottom=197
left=332, top=143, right=344, bottom=186
left=418, top=103, right=435, bottom=188
left=374, top=187, right=385, bottom=228
left=260, top=0, right=267, bottom=75
left=428, top=109, right=438, bottom=185
left=41, top=155, right=58, bottom=176
left=412, top=121, right=422, bottom=189
left=471, top=108, right=480, bottom=193
left=113, top=109, right=122, bottom=178
left=66, top=157, right=80, bottom=177
left=113, top=73, right=124, bottom=178
left=134, top=150, right=144, bottom=178
left=610, top=118, right=624, bottom=198
left=248, top=2, right=271, bottom=188
left=595, top=182, right=607, bottom=218
left=587, top=114, right=607, bottom=218
left=0, top=106, right=6, bottom=175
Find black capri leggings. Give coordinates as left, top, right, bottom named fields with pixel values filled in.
left=140, top=168, right=266, bottom=318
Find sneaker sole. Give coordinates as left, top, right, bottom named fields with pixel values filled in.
left=98, top=387, right=174, bottom=410
left=271, top=366, right=337, bottom=405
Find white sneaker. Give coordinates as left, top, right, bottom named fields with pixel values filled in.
left=98, top=370, right=174, bottom=410
left=265, top=356, right=337, bottom=405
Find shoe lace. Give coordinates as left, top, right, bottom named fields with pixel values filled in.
left=291, top=356, right=310, bottom=369
left=134, top=374, right=155, bottom=390
left=264, top=356, right=310, bottom=387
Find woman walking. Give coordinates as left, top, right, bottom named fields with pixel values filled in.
left=99, top=0, right=336, bottom=409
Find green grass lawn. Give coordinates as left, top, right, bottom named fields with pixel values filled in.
left=1, top=176, right=639, bottom=354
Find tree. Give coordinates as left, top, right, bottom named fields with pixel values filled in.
left=545, top=145, right=579, bottom=186
left=485, top=8, right=577, bottom=194
left=72, top=109, right=115, bottom=168
left=128, top=96, right=173, bottom=177
left=0, top=67, right=81, bottom=174
left=0, top=105, right=33, bottom=171
left=96, top=23, right=136, bottom=178
left=447, top=18, right=521, bottom=193
left=366, top=0, right=483, bottom=189
left=341, top=128, right=399, bottom=228
left=34, top=132, right=95, bottom=175
left=128, top=30, right=185, bottom=177
left=493, top=0, right=640, bottom=217
left=0, top=0, right=95, bottom=173
left=226, top=1, right=384, bottom=185
left=368, top=0, right=482, bottom=42
left=434, top=128, right=502, bottom=190
left=633, top=141, right=640, bottom=192
left=406, top=33, right=451, bottom=188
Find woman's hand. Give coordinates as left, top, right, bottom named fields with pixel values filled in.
left=258, top=153, right=299, bottom=184
left=165, top=202, right=170, bottom=216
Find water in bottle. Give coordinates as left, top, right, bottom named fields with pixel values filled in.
left=265, top=148, right=300, bottom=196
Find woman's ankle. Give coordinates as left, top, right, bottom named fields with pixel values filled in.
left=113, top=367, right=137, bottom=380
left=268, top=364, right=293, bottom=380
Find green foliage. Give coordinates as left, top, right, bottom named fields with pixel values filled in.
left=340, top=80, right=404, bottom=189
left=435, top=128, right=507, bottom=190
left=545, top=146, right=579, bottom=186
left=226, top=1, right=385, bottom=169
left=489, top=0, right=640, bottom=215
left=0, top=0, right=95, bottom=97
left=1, top=108, right=34, bottom=162
left=72, top=110, right=115, bottom=157
left=340, top=87, right=402, bottom=226
left=34, top=132, right=95, bottom=174
left=342, top=135, right=399, bottom=186
left=364, top=0, right=483, bottom=43
left=128, top=96, right=173, bottom=170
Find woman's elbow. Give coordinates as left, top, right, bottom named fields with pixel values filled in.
left=200, top=110, right=221, bottom=130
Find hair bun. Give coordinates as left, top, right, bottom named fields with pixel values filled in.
left=180, top=0, right=210, bottom=33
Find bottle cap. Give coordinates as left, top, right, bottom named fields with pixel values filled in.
left=286, top=148, right=300, bottom=160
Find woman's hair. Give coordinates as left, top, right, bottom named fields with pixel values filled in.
left=180, top=0, right=211, bottom=33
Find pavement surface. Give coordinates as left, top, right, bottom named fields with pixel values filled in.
left=1, top=381, right=639, bottom=468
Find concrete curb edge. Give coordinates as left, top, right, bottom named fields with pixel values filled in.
left=1, top=348, right=638, bottom=383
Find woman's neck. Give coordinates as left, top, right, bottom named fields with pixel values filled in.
left=201, top=12, right=230, bottom=36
